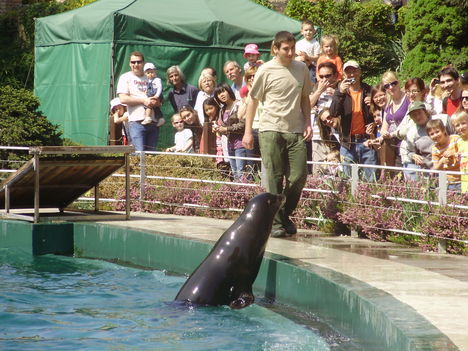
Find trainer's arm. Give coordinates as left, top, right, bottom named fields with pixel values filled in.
left=242, top=97, right=259, bottom=150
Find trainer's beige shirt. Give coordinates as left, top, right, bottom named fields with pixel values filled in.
left=250, top=58, right=311, bottom=133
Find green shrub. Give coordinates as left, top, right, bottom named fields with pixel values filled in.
left=399, top=0, right=468, bottom=80
left=0, top=85, right=63, bottom=168
left=0, top=0, right=97, bottom=89
left=285, top=0, right=399, bottom=77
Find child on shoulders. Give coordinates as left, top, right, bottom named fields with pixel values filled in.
left=316, top=35, right=343, bottom=80
left=143, top=62, right=165, bottom=127
left=166, top=113, right=193, bottom=153
left=295, top=19, right=321, bottom=83
left=243, top=44, right=264, bottom=71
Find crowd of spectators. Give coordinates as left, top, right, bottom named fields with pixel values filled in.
left=110, top=20, right=468, bottom=194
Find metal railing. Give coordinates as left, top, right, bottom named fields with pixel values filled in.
left=1, top=147, right=467, bottom=251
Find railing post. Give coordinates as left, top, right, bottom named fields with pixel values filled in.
left=438, top=171, right=447, bottom=206
left=33, top=153, right=40, bottom=223
left=139, top=151, right=146, bottom=202
left=94, top=184, right=99, bottom=213
left=351, top=164, right=359, bottom=196
left=5, top=184, right=9, bottom=213
left=125, top=152, right=130, bottom=220
left=260, top=160, right=267, bottom=188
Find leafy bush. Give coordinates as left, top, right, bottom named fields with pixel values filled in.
left=251, top=0, right=274, bottom=10
left=0, top=0, right=96, bottom=89
left=399, top=0, right=468, bottom=80
left=285, top=0, right=399, bottom=77
left=0, top=85, right=63, bottom=168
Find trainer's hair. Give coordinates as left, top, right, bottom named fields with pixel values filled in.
left=271, top=31, right=296, bottom=55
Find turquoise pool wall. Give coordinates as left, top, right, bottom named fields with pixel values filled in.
left=0, top=221, right=458, bottom=351
left=0, top=220, right=73, bottom=255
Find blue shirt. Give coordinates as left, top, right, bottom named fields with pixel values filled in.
left=168, top=83, right=200, bottom=113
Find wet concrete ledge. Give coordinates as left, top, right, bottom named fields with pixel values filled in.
left=1, top=214, right=467, bottom=350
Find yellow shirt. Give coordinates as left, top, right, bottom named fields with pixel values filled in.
left=432, top=135, right=461, bottom=183
left=456, top=138, right=468, bottom=192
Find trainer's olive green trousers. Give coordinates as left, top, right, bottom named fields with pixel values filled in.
left=259, top=131, right=307, bottom=229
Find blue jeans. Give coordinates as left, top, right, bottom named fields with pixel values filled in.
left=129, top=121, right=159, bottom=151
left=340, top=141, right=377, bottom=181
left=228, top=147, right=248, bottom=180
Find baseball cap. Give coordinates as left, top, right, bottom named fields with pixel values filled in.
left=244, top=44, right=260, bottom=58
left=144, top=62, right=156, bottom=72
left=343, top=60, right=360, bottom=71
left=110, top=97, right=126, bottom=110
left=408, top=101, right=427, bottom=114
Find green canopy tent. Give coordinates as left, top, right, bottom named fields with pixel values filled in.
left=34, top=0, right=302, bottom=147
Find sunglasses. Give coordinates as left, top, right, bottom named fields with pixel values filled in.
left=318, top=74, right=332, bottom=79
left=131, top=60, right=143, bottom=64
left=462, top=96, right=468, bottom=101
left=384, top=81, right=398, bottom=90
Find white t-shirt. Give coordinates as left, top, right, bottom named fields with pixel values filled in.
left=116, top=71, right=149, bottom=122
left=296, top=38, right=320, bottom=63
left=175, top=128, right=193, bottom=153
left=194, top=91, right=212, bottom=124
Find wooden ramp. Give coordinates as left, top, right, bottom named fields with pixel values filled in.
left=0, top=146, right=134, bottom=223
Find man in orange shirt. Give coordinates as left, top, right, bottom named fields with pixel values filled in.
left=330, top=60, right=377, bottom=180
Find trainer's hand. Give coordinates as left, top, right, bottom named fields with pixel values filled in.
left=303, top=125, right=312, bottom=142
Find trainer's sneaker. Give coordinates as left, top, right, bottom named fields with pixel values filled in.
left=141, top=118, right=152, bottom=125
left=271, top=227, right=287, bottom=238
left=284, top=218, right=297, bottom=235
left=156, top=118, right=166, bottom=127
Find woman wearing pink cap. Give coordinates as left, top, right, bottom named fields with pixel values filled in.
left=243, top=43, right=264, bottom=71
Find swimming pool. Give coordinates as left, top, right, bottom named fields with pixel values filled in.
left=1, top=249, right=334, bottom=351
left=0, top=220, right=457, bottom=351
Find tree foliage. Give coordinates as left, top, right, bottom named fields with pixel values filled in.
left=0, top=85, right=63, bottom=167
left=0, top=0, right=96, bottom=90
left=285, top=0, right=399, bottom=77
left=399, top=0, right=468, bottom=80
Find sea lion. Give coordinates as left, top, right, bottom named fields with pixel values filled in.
left=175, top=192, right=284, bottom=309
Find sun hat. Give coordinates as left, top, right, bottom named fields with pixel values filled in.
left=244, top=44, right=260, bottom=58
left=407, top=101, right=427, bottom=114
left=343, top=60, right=360, bottom=71
left=144, top=62, right=156, bottom=72
left=110, top=98, right=126, bottom=110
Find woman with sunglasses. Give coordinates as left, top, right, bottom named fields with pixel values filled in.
left=455, top=85, right=468, bottom=114
left=378, top=71, right=410, bottom=171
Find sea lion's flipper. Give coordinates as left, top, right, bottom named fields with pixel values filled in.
left=229, top=292, right=254, bottom=309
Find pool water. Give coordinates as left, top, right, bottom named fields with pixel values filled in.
left=0, top=249, right=332, bottom=351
